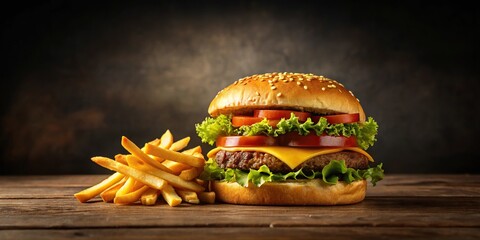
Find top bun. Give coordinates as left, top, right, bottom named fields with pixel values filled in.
left=208, top=73, right=366, bottom=122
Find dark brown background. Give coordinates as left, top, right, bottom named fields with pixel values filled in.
left=1, top=1, right=478, bottom=175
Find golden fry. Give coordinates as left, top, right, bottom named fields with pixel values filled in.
left=179, top=167, right=201, bottom=181
left=159, top=129, right=173, bottom=149
left=77, top=131, right=209, bottom=207
left=162, top=160, right=191, bottom=175
left=100, top=177, right=127, bottom=202
left=74, top=172, right=124, bottom=203
left=121, top=136, right=173, bottom=173
left=126, top=155, right=205, bottom=192
left=115, top=177, right=136, bottom=197
left=144, top=144, right=205, bottom=168
left=114, top=185, right=150, bottom=204
left=141, top=187, right=159, bottom=206
left=114, top=154, right=128, bottom=165
left=91, top=156, right=167, bottom=190
left=198, top=192, right=216, bottom=204
left=160, top=183, right=182, bottom=207
left=182, top=146, right=202, bottom=155
left=169, top=137, right=190, bottom=152
left=176, top=190, right=200, bottom=204
left=192, top=152, right=205, bottom=159
left=147, top=138, right=161, bottom=147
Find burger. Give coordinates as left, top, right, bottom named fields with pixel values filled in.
left=196, top=72, right=383, bottom=205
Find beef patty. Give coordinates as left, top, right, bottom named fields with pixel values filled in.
left=215, top=150, right=369, bottom=173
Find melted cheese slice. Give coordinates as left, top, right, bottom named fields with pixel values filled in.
left=207, top=146, right=374, bottom=170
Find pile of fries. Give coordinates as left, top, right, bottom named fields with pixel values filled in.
left=74, top=130, right=215, bottom=206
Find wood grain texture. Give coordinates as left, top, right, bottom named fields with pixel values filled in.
left=1, top=227, right=480, bottom=240
left=0, top=175, right=479, bottom=239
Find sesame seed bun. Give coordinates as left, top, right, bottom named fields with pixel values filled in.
left=212, top=179, right=367, bottom=205
left=205, top=72, right=370, bottom=206
left=208, top=72, right=366, bottom=122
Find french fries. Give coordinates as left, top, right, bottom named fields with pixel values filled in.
left=169, top=137, right=190, bottom=152
left=121, top=136, right=173, bottom=173
left=160, top=183, right=182, bottom=207
left=92, top=157, right=167, bottom=190
left=198, top=191, right=216, bottom=204
left=141, top=187, right=159, bottom=206
left=144, top=144, right=205, bottom=168
left=74, top=130, right=216, bottom=206
left=126, top=155, right=204, bottom=192
left=101, top=178, right=126, bottom=202
left=176, top=190, right=200, bottom=204
left=74, top=172, right=124, bottom=203
left=179, top=167, right=202, bottom=181
left=159, top=130, right=174, bottom=149
left=114, top=185, right=150, bottom=204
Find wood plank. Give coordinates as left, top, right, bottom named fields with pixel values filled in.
left=1, top=227, right=479, bottom=240
left=0, top=196, right=479, bottom=229
left=367, top=174, right=480, bottom=197
left=0, top=174, right=479, bottom=240
left=0, top=175, right=111, bottom=187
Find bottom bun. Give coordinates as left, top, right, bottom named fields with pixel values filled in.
left=212, top=179, right=367, bottom=205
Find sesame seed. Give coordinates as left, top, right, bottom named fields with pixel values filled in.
left=356, top=98, right=360, bottom=102
left=304, top=85, right=308, bottom=90
left=338, top=89, right=342, bottom=93
left=322, top=87, right=326, bottom=91
left=296, top=81, right=301, bottom=86
left=255, top=91, right=260, bottom=96
left=271, top=86, right=277, bottom=90
left=277, top=92, right=282, bottom=97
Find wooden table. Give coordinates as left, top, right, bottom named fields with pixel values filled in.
left=0, top=174, right=479, bottom=239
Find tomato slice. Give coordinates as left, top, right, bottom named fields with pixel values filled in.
left=311, top=113, right=360, bottom=124
left=232, top=116, right=280, bottom=127
left=232, top=116, right=263, bottom=127
left=216, top=136, right=277, bottom=147
left=254, top=110, right=311, bottom=122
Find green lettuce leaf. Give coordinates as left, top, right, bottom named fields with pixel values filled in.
left=355, top=117, right=379, bottom=150
left=238, top=118, right=274, bottom=136
left=195, top=115, right=235, bottom=145
left=200, top=158, right=384, bottom=187
left=195, top=114, right=379, bottom=150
